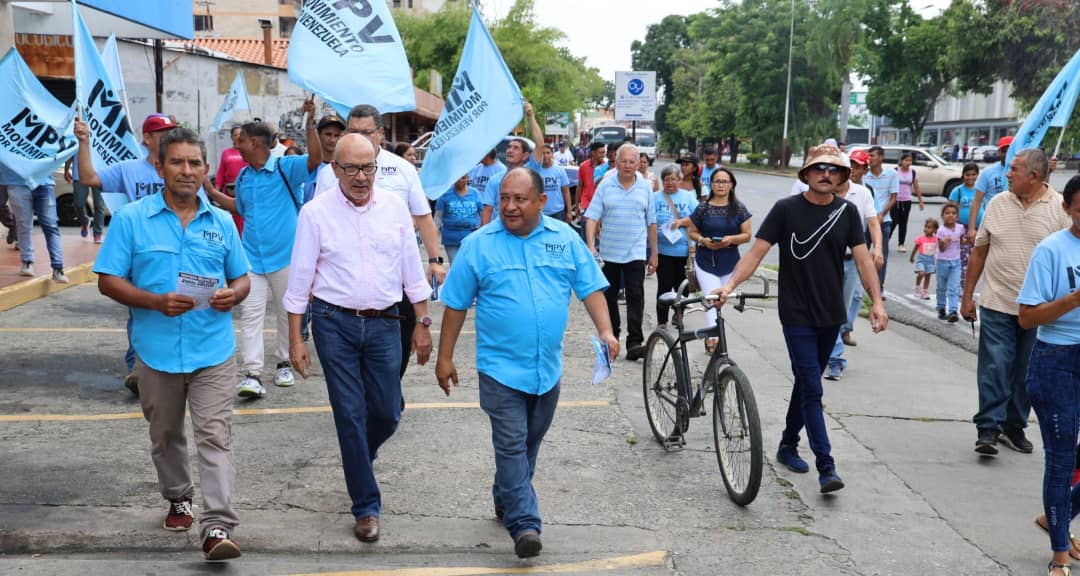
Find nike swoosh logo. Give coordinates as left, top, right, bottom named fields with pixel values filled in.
left=790, top=203, right=848, bottom=260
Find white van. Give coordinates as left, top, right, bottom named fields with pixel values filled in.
left=635, top=128, right=656, bottom=165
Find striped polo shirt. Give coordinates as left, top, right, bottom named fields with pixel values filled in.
left=974, top=183, right=1070, bottom=316
left=584, top=172, right=657, bottom=263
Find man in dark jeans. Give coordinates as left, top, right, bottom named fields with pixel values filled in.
left=713, top=145, right=889, bottom=493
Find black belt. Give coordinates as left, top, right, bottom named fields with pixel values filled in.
left=314, top=298, right=405, bottom=320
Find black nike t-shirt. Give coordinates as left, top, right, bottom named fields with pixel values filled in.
left=756, top=193, right=866, bottom=327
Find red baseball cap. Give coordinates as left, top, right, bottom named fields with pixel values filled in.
left=142, top=114, right=177, bottom=134
left=848, top=149, right=870, bottom=166
left=997, top=135, right=1014, bottom=149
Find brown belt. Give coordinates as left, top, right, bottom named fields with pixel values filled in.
left=314, top=298, right=405, bottom=320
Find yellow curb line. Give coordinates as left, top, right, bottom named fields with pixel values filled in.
left=0, top=261, right=97, bottom=313
left=0, top=400, right=611, bottom=423
left=283, top=550, right=668, bottom=576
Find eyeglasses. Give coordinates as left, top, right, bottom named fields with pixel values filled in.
left=334, top=162, right=377, bottom=177
left=809, top=164, right=844, bottom=175
left=713, top=179, right=733, bottom=185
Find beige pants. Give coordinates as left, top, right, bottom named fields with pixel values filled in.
left=238, top=267, right=291, bottom=377
left=136, top=356, right=239, bottom=538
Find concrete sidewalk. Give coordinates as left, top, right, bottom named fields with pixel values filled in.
left=0, top=269, right=1052, bottom=575
left=0, top=225, right=101, bottom=312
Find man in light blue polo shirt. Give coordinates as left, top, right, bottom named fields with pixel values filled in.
left=862, top=145, right=899, bottom=289
left=584, top=143, right=658, bottom=361
left=966, top=136, right=1012, bottom=244
left=93, top=128, right=251, bottom=562
left=436, top=167, right=615, bottom=559
left=206, top=101, right=321, bottom=398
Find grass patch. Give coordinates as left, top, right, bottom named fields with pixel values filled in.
left=859, top=293, right=871, bottom=318
left=626, top=436, right=638, bottom=445
left=778, top=526, right=813, bottom=537
left=762, top=263, right=780, bottom=273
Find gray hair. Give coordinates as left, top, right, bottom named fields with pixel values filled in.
left=347, top=104, right=383, bottom=129
left=158, top=127, right=206, bottom=167
left=1016, top=148, right=1049, bottom=182
left=660, top=164, right=681, bottom=180
left=616, top=143, right=639, bottom=159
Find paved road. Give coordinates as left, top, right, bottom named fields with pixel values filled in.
left=0, top=248, right=1058, bottom=575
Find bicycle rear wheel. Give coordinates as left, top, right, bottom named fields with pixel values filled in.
left=643, top=330, right=690, bottom=446
left=711, top=363, right=763, bottom=505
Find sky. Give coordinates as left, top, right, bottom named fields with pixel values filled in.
left=481, top=0, right=953, bottom=83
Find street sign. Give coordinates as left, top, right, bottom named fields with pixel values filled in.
left=615, top=71, right=656, bottom=122
left=545, top=112, right=570, bottom=136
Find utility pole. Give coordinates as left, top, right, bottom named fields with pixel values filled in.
left=781, top=0, right=795, bottom=168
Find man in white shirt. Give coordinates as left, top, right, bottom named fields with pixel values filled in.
left=825, top=149, right=883, bottom=380
left=553, top=141, right=575, bottom=166
left=311, top=104, right=445, bottom=383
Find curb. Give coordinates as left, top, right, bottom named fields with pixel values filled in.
left=0, top=261, right=97, bottom=313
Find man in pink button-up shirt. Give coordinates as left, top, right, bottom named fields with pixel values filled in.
left=283, top=134, right=432, bottom=544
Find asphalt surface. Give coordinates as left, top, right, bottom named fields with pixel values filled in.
left=0, top=167, right=1069, bottom=574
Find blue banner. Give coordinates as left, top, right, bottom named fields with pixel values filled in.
left=419, top=9, right=523, bottom=200
left=287, top=0, right=416, bottom=116
left=212, top=71, right=251, bottom=132
left=1007, top=48, right=1080, bottom=166
left=73, top=1, right=143, bottom=168
left=101, top=33, right=125, bottom=92
left=0, top=49, right=77, bottom=188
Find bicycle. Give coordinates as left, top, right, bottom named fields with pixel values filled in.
left=642, top=278, right=771, bottom=506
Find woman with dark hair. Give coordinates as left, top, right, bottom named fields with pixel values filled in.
left=394, top=142, right=418, bottom=166
left=677, top=154, right=702, bottom=200
left=686, top=167, right=752, bottom=352
left=892, top=151, right=924, bottom=253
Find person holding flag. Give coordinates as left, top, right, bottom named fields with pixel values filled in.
left=480, top=104, right=545, bottom=225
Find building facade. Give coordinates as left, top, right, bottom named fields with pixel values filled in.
left=190, top=0, right=455, bottom=38
left=875, top=80, right=1021, bottom=153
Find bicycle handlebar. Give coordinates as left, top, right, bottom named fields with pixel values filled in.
left=662, top=278, right=771, bottom=314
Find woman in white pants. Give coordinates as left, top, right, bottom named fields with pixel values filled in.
left=687, top=168, right=753, bottom=352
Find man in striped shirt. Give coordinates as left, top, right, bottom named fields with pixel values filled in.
left=584, top=143, right=658, bottom=361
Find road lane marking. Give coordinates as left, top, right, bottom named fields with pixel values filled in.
left=283, top=550, right=668, bottom=576
left=0, top=400, right=611, bottom=423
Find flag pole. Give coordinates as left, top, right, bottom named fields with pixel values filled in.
left=1053, top=125, right=1068, bottom=159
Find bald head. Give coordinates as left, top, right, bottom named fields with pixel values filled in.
left=502, top=167, right=543, bottom=201
left=335, top=133, right=375, bottom=165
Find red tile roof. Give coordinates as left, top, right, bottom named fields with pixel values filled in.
left=183, top=38, right=290, bottom=69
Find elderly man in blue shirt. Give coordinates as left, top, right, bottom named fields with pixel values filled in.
left=93, top=128, right=251, bottom=562
left=584, top=143, right=658, bottom=361
left=436, top=167, right=616, bottom=559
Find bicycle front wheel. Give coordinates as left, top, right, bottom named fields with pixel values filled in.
left=643, top=330, right=689, bottom=446
left=711, top=363, right=763, bottom=505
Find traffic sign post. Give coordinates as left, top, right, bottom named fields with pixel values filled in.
left=615, top=71, right=656, bottom=123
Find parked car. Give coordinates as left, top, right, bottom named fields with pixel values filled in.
left=848, top=144, right=964, bottom=197
left=971, top=145, right=999, bottom=163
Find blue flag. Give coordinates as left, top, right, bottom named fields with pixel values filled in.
left=212, top=71, right=251, bottom=132
left=1007, top=48, right=1080, bottom=167
left=419, top=9, right=523, bottom=200
left=287, top=0, right=416, bottom=116
left=73, top=1, right=143, bottom=168
left=101, top=33, right=125, bottom=93
left=0, top=49, right=77, bottom=188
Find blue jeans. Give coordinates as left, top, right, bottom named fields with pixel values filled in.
left=73, top=180, right=105, bottom=234
left=1027, top=341, right=1080, bottom=553
left=877, top=221, right=892, bottom=291
left=310, top=298, right=402, bottom=518
left=830, top=259, right=861, bottom=369
left=973, top=307, right=1035, bottom=433
left=8, top=185, right=63, bottom=269
left=125, top=312, right=136, bottom=372
left=479, top=372, right=560, bottom=540
left=781, top=325, right=841, bottom=473
left=935, top=259, right=961, bottom=314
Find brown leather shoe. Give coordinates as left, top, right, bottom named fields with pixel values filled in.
left=354, top=515, right=380, bottom=542
left=841, top=331, right=857, bottom=347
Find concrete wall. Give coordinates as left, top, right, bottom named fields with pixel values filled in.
left=930, top=80, right=1017, bottom=124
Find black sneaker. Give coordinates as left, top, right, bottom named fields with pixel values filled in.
left=1000, top=428, right=1034, bottom=454
left=947, top=312, right=960, bottom=323
left=937, top=309, right=947, bottom=320
left=975, top=428, right=999, bottom=455
left=625, top=344, right=645, bottom=362
left=514, top=530, right=542, bottom=558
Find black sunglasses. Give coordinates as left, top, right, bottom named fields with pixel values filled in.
left=809, top=163, right=844, bottom=175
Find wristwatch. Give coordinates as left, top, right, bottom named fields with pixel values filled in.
left=417, top=316, right=433, bottom=328
left=428, top=257, right=444, bottom=264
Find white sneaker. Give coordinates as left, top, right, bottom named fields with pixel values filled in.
left=51, top=269, right=69, bottom=283
left=236, top=374, right=265, bottom=398
left=19, top=262, right=33, bottom=276
left=274, top=362, right=295, bottom=387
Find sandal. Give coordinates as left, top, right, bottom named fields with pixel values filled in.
left=1035, top=515, right=1080, bottom=561
left=1049, top=561, right=1072, bottom=576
